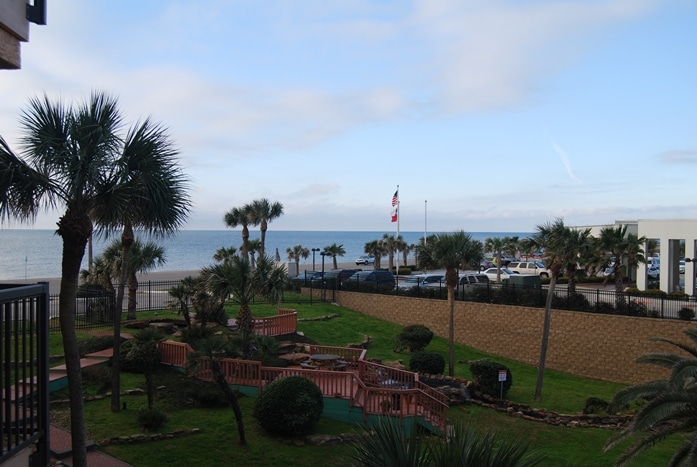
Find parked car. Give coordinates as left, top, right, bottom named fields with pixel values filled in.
left=290, top=271, right=323, bottom=287
left=323, top=268, right=361, bottom=287
left=479, top=259, right=495, bottom=271
left=344, top=270, right=395, bottom=291
left=355, top=255, right=375, bottom=265
left=427, top=272, right=488, bottom=288
left=482, top=267, right=517, bottom=282
left=506, top=261, right=551, bottom=279
left=397, top=273, right=444, bottom=290
left=680, top=258, right=686, bottom=274
left=647, top=266, right=660, bottom=278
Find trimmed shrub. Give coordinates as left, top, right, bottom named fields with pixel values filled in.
left=253, top=376, right=324, bottom=436
left=394, top=324, right=434, bottom=353
left=469, top=359, right=512, bottom=399
left=78, top=335, right=114, bottom=356
left=137, top=408, right=168, bottom=431
left=679, top=307, right=696, bottom=321
left=119, top=340, right=144, bottom=373
left=187, top=386, right=229, bottom=408
left=409, top=351, right=445, bottom=375
left=583, top=397, right=609, bottom=415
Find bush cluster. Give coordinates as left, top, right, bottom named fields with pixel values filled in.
left=469, top=359, right=512, bottom=399
left=394, top=324, right=433, bottom=353
left=409, top=351, right=445, bottom=375
left=137, top=408, right=168, bottom=431
left=253, top=376, right=324, bottom=436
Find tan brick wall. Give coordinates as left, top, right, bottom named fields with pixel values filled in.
left=331, top=291, right=692, bottom=385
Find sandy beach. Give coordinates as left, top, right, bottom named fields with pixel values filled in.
left=0, top=261, right=371, bottom=293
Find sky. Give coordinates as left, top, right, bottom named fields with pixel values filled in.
left=1, top=0, right=696, bottom=233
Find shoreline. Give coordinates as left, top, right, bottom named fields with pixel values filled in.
left=0, top=261, right=371, bottom=292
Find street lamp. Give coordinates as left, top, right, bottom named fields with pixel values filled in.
left=311, top=248, right=320, bottom=271
left=320, top=251, right=328, bottom=301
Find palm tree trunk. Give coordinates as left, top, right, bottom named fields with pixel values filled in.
left=57, top=216, right=90, bottom=467
left=238, top=303, right=255, bottom=339
left=448, top=286, right=455, bottom=377
left=260, top=221, right=267, bottom=257
left=112, top=224, right=134, bottom=413
left=211, top=360, right=247, bottom=445
left=534, top=275, right=557, bottom=402
left=127, top=273, right=138, bottom=320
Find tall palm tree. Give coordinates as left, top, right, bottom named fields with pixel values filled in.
left=129, top=327, right=165, bottom=410
left=485, top=236, right=517, bottom=282
left=381, top=233, right=400, bottom=271
left=0, top=92, right=188, bottom=467
left=224, top=204, right=254, bottom=262
left=286, top=244, right=309, bottom=275
left=364, top=240, right=385, bottom=270
left=597, top=224, right=647, bottom=302
left=520, top=218, right=569, bottom=402
left=248, top=198, right=284, bottom=257
left=101, top=238, right=167, bottom=320
left=247, top=238, right=262, bottom=268
left=200, top=254, right=286, bottom=342
left=417, top=231, right=483, bottom=376
left=323, top=243, right=346, bottom=269
left=561, top=228, right=593, bottom=295
left=605, top=328, right=697, bottom=466
left=188, top=336, right=247, bottom=445
left=395, top=236, right=409, bottom=268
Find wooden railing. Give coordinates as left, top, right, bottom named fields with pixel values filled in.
left=252, top=309, right=297, bottom=336
left=309, top=345, right=367, bottom=370
left=157, top=325, right=448, bottom=433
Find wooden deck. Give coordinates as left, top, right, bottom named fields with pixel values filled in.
left=159, top=341, right=449, bottom=433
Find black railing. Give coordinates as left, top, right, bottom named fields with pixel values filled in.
left=0, top=283, right=50, bottom=466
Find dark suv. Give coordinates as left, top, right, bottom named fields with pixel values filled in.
left=343, top=270, right=395, bottom=292
left=322, top=268, right=361, bottom=288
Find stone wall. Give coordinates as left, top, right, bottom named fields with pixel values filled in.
left=330, top=291, right=692, bottom=385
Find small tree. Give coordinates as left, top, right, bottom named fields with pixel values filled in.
left=130, top=327, right=165, bottom=409
left=254, top=376, right=324, bottom=436
left=394, top=325, right=434, bottom=352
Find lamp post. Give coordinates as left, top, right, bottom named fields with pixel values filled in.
left=312, top=248, right=320, bottom=271
left=320, top=251, right=328, bottom=301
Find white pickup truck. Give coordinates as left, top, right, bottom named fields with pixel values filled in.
left=506, top=261, right=551, bottom=278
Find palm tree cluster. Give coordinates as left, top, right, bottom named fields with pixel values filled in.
left=224, top=198, right=284, bottom=263
left=0, top=92, right=190, bottom=466
left=363, top=234, right=411, bottom=271
left=604, top=328, right=697, bottom=466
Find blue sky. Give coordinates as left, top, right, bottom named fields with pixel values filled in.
left=1, top=0, right=695, bottom=232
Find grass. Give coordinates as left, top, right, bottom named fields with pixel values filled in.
left=47, top=294, right=678, bottom=466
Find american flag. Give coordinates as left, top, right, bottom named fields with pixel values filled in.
left=391, top=190, right=399, bottom=207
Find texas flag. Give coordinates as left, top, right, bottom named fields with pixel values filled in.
left=391, top=208, right=398, bottom=223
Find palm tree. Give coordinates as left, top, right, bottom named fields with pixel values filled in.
left=561, top=228, right=593, bottom=295
left=200, top=254, right=286, bottom=342
left=187, top=336, right=247, bottom=445
left=484, top=236, right=517, bottom=282
left=520, top=218, right=570, bottom=402
left=364, top=240, right=385, bottom=270
left=286, top=244, right=309, bottom=275
left=168, top=276, right=197, bottom=328
left=0, top=92, right=189, bottom=467
left=396, top=236, right=409, bottom=268
left=248, top=198, right=284, bottom=257
left=597, top=225, right=647, bottom=302
left=79, top=256, right=116, bottom=292
left=323, top=243, right=346, bottom=269
left=247, top=238, right=262, bottom=268
left=224, top=204, right=254, bottom=262
left=213, top=246, right=237, bottom=263
left=604, top=328, right=697, bottom=466
left=381, top=233, right=400, bottom=272
left=129, top=327, right=165, bottom=410
left=417, top=231, right=483, bottom=376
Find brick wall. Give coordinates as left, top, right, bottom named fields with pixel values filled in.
left=330, top=291, right=692, bottom=385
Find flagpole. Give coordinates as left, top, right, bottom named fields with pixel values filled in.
left=424, top=200, right=427, bottom=245
left=396, top=185, right=400, bottom=274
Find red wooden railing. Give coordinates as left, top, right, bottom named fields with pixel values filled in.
left=252, top=308, right=298, bottom=336
left=157, top=319, right=448, bottom=432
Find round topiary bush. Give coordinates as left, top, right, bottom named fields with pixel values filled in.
left=253, top=376, right=324, bottom=436
left=409, top=350, right=445, bottom=375
left=394, top=324, right=434, bottom=352
left=469, top=359, right=512, bottom=399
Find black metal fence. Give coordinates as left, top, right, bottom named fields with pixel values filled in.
left=314, top=280, right=697, bottom=321
left=0, top=283, right=50, bottom=466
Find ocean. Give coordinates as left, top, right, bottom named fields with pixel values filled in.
left=0, top=229, right=532, bottom=280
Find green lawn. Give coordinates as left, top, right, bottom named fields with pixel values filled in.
left=48, top=294, right=677, bottom=466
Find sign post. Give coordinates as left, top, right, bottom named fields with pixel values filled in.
left=498, top=369, right=507, bottom=399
